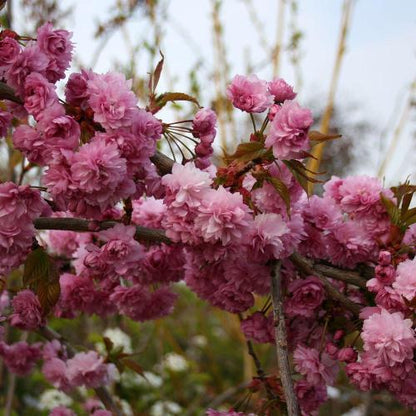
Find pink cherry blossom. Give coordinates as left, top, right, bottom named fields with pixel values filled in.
left=66, top=351, right=115, bottom=388
left=10, top=289, right=44, bottom=330
left=286, top=276, right=325, bottom=318
left=88, top=72, right=137, bottom=130
left=268, top=78, right=297, bottom=102
left=37, top=22, right=73, bottom=83
left=226, top=74, right=273, bottom=113
left=265, top=100, right=312, bottom=160
left=362, top=309, right=416, bottom=366
left=0, top=341, right=42, bottom=375
left=294, top=345, right=338, bottom=385
left=393, top=258, right=416, bottom=301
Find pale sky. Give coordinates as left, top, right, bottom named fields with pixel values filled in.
left=15, top=0, right=416, bottom=183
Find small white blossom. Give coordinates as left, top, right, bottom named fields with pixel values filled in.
left=150, top=401, right=182, bottom=416
left=38, top=389, right=73, bottom=410
left=162, top=352, right=189, bottom=372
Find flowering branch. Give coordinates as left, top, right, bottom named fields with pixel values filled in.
left=270, top=260, right=300, bottom=416
left=38, top=326, right=125, bottom=416
left=290, top=253, right=362, bottom=316
left=33, top=217, right=171, bottom=244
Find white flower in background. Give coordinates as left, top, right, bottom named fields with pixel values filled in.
left=96, top=327, right=132, bottom=355
left=191, top=335, right=207, bottom=347
left=121, top=399, right=134, bottom=416
left=162, top=352, right=189, bottom=372
left=150, top=401, right=182, bottom=416
left=120, top=371, right=163, bottom=389
left=103, top=327, right=132, bottom=353
left=38, top=389, right=73, bottom=410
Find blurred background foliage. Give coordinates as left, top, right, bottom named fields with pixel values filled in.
left=0, top=1, right=415, bottom=415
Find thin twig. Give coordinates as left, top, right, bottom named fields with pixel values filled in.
left=377, top=78, right=416, bottom=178
left=4, top=371, right=16, bottom=416
left=5, top=332, right=28, bottom=416
left=272, top=0, right=286, bottom=77
left=270, top=260, right=300, bottom=416
left=207, top=380, right=252, bottom=409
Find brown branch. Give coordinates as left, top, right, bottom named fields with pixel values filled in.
left=38, top=326, right=124, bottom=416
left=0, top=81, right=22, bottom=104
left=313, top=263, right=367, bottom=289
left=150, top=150, right=174, bottom=175
left=33, top=217, right=171, bottom=245
left=270, top=261, right=300, bottom=416
left=290, top=253, right=361, bottom=316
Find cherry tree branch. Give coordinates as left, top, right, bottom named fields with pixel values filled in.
left=38, top=326, right=125, bottom=416
left=270, top=260, right=300, bottom=416
left=0, top=81, right=22, bottom=104
left=150, top=150, right=174, bottom=174
left=290, top=253, right=362, bottom=316
left=313, top=263, right=367, bottom=289
left=33, top=217, right=171, bottom=244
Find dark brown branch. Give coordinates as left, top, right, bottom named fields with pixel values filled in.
left=150, top=150, right=174, bottom=175
left=313, top=263, right=367, bottom=289
left=290, top=253, right=361, bottom=316
left=38, top=326, right=124, bottom=416
left=33, top=217, right=171, bottom=244
left=270, top=261, right=300, bottom=416
left=0, top=81, right=22, bottom=104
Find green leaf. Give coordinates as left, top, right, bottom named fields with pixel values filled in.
left=224, top=141, right=269, bottom=164
left=23, top=247, right=60, bottom=315
left=265, top=176, right=291, bottom=214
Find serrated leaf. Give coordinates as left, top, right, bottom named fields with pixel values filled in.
left=265, top=176, right=290, bottom=214
left=224, top=141, right=269, bottom=164
left=308, top=130, right=341, bottom=142
left=156, top=92, right=199, bottom=111
left=121, top=358, right=145, bottom=376
left=23, top=247, right=60, bottom=315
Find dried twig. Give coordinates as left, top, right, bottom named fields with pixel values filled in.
left=270, top=261, right=300, bottom=416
